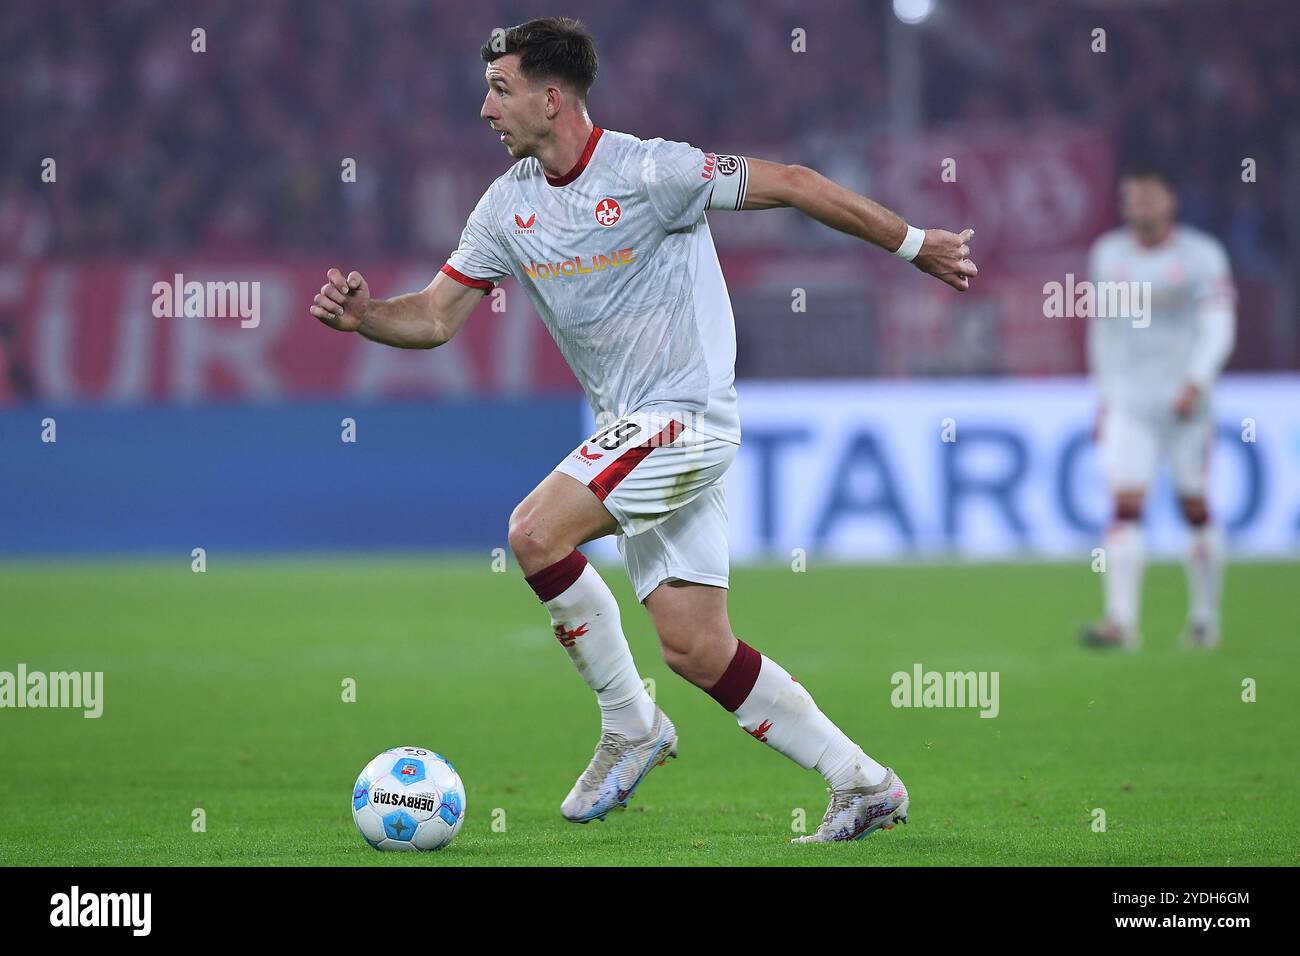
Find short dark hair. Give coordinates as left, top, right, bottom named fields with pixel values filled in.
left=480, top=17, right=598, bottom=98
left=1119, top=162, right=1176, bottom=189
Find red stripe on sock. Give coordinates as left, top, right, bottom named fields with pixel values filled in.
left=524, top=550, right=588, bottom=602
left=707, top=639, right=762, bottom=712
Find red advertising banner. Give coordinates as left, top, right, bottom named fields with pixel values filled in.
left=864, top=123, right=1117, bottom=273
left=0, top=260, right=578, bottom=404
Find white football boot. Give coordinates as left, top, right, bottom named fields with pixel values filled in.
left=792, top=768, right=909, bottom=843
left=561, top=708, right=678, bottom=823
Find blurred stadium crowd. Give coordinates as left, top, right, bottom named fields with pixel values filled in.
left=2, top=0, right=1296, bottom=381
left=4, top=0, right=1294, bottom=258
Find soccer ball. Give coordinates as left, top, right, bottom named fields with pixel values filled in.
left=352, top=746, right=465, bottom=851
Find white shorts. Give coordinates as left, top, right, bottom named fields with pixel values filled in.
left=1099, top=406, right=1213, bottom=497
left=553, top=410, right=738, bottom=602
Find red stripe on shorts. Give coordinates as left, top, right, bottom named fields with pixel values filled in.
left=587, top=419, right=685, bottom=502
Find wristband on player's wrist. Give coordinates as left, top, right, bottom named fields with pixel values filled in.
left=893, top=224, right=925, bottom=262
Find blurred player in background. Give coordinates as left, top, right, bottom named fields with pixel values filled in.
left=311, top=17, right=978, bottom=842
left=1082, top=167, right=1236, bottom=650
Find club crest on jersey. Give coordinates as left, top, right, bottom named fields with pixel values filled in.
left=594, top=197, right=621, bottom=227
left=514, top=211, right=537, bottom=234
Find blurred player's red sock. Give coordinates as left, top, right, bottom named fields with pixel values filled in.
left=708, top=639, right=887, bottom=790
left=1186, top=523, right=1224, bottom=629
left=1104, top=521, right=1146, bottom=635
left=525, top=550, right=657, bottom=737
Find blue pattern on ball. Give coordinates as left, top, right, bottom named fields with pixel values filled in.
left=438, top=789, right=463, bottom=827
left=390, top=757, right=426, bottom=786
left=382, top=809, right=419, bottom=841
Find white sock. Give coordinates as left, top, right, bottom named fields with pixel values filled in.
left=728, top=650, right=888, bottom=790
left=539, top=561, right=656, bottom=737
left=1103, top=521, right=1146, bottom=636
left=1186, top=523, right=1224, bottom=629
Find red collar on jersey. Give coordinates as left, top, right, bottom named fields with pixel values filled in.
left=546, top=126, right=604, bottom=187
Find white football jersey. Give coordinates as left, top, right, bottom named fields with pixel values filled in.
left=1086, top=225, right=1236, bottom=414
left=443, top=127, right=750, bottom=444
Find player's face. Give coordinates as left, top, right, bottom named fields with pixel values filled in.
left=1119, top=176, right=1177, bottom=239
left=481, top=54, right=547, bottom=159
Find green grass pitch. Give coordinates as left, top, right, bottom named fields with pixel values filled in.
left=1, top=558, right=1296, bottom=866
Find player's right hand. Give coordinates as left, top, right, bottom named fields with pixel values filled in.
left=311, top=269, right=369, bottom=332
left=913, top=227, right=978, bottom=292
left=1173, top=382, right=1202, bottom=418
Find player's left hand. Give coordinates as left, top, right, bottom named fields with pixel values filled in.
left=1173, top=382, right=1202, bottom=418
left=913, top=227, right=978, bottom=292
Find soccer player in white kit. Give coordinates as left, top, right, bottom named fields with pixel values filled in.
left=1081, top=167, right=1236, bottom=651
left=310, top=17, right=978, bottom=842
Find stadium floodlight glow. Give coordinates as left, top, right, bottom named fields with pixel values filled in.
left=893, top=0, right=934, bottom=25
